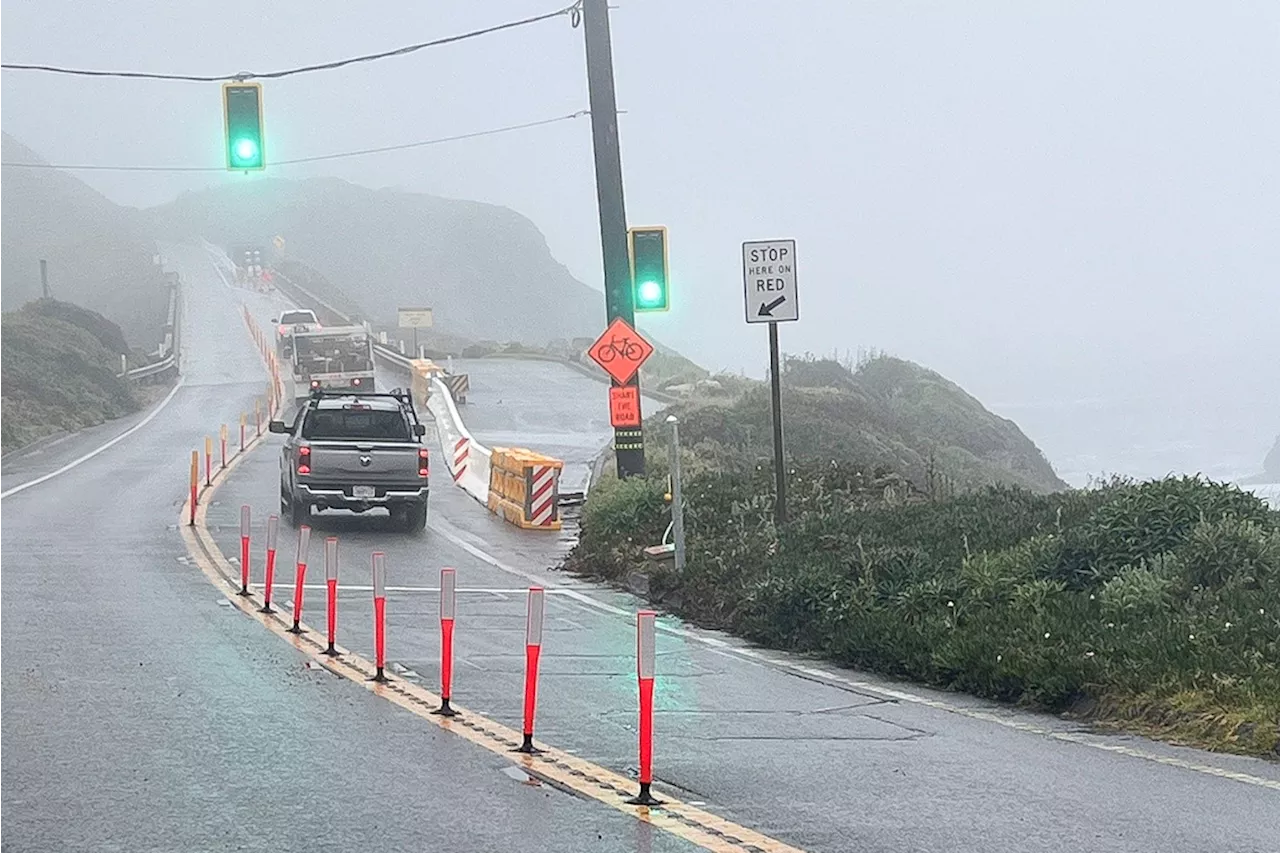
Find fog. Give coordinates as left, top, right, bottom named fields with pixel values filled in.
left=4, top=0, right=1278, bottom=481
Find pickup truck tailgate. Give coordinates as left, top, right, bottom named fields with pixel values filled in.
left=307, top=441, right=423, bottom=487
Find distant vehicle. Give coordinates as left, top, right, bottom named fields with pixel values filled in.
left=273, top=309, right=320, bottom=357
left=289, top=325, right=375, bottom=401
left=269, top=390, right=429, bottom=532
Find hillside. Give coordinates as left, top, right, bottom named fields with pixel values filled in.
left=1, top=133, right=169, bottom=346
left=1, top=300, right=141, bottom=452
left=665, top=355, right=1066, bottom=493
left=1266, top=435, right=1280, bottom=480
left=144, top=177, right=603, bottom=346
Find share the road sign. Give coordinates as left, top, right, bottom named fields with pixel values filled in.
left=742, top=239, right=799, bottom=323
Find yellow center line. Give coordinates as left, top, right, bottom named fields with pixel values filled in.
left=179, top=400, right=806, bottom=853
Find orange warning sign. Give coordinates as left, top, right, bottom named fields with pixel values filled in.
left=588, top=317, right=654, bottom=386
left=609, top=385, right=642, bottom=428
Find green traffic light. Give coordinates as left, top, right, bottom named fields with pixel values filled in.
left=223, top=82, right=265, bottom=171
left=637, top=279, right=663, bottom=307
left=629, top=226, right=669, bottom=313
left=233, top=138, right=258, bottom=163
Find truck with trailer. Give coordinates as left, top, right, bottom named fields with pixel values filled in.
left=288, top=325, right=376, bottom=401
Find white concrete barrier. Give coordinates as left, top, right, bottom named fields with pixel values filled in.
left=427, top=376, right=490, bottom=505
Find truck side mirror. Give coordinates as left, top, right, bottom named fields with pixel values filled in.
left=268, top=420, right=289, bottom=434
left=413, top=424, right=426, bottom=437
left=270, top=318, right=278, bottom=323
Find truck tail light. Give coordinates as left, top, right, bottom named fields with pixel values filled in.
left=298, top=445, right=311, bottom=475
left=352, top=377, right=362, bottom=386
left=311, top=380, right=321, bottom=388
left=418, top=448, right=429, bottom=478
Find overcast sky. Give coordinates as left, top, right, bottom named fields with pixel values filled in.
left=4, top=1, right=1278, bottom=473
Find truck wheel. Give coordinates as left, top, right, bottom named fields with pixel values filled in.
left=286, top=495, right=308, bottom=528
left=398, top=504, right=427, bottom=535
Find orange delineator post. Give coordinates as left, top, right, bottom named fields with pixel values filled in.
left=260, top=514, right=279, bottom=614
left=240, top=413, right=247, bottom=453
left=433, top=568, right=458, bottom=717
left=220, top=424, right=228, bottom=469
left=204, top=436, right=213, bottom=486
left=255, top=399, right=262, bottom=437
left=627, top=610, right=663, bottom=806
left=516, top=587, right=546, bottom=754
left=189, top=451, right=198, bottom=526
left=238, top=505, right=252, bottom=596
left=324, top=537, right=340, bottom=657
left=372, top=552, right=387, bottom=682
left=288, top=525, right=311, bottom=634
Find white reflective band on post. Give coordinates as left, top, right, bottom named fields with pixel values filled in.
left=325, top=537, right=338, bottom=582
left=266, top=514, right=279, bottom=550
left=240, top=505, right=251, bottom=538
left=526, top=587, right=545, bottom=646
left=372, top=552, right=386, bottom=599
left=296, top=525, right=312, bottom=563
left=440, top=568, right=456, bottom=620
left=637, top=611, right=656, bottom=680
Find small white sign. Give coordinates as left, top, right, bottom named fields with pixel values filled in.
left=398, top=307, right=434, bottom=328
left=742, top=239, right=799, bottom=323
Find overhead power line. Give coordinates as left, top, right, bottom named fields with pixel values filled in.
left=0, top=1, right=581, bottom=82
left=0, top=111, right=589, bottom=173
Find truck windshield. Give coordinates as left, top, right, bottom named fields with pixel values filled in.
left=302, top=409, right=410, bottom=441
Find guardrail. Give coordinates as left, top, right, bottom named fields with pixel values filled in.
left=121, top=272, right=182, bottom=383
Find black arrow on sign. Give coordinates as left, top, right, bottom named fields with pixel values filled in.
left=758, top=295, right=787, bottom=317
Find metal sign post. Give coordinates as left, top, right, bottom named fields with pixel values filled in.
left=743, top=239, right=800, bottom=526
left=398, top=307, right=433, bottom=362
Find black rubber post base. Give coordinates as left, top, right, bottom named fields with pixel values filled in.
left=512, top=734, right=543, bottom=754
left=286, top=622, right=303, bottom=635
left=431, top=698, right=459, bottom=718
left=258, top=604, right=274, bottom=614
left=237, top=587, right=252, bottom=597
left=626, top=783, right=664, bottom=807
left=323, top=644, right=341, bottom=657
left=370, top=667, right=388, bottom=683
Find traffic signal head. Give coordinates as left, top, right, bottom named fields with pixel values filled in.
left=222, top=82, right=265, bottom=171
left=628, top=226, right=669, bottom=312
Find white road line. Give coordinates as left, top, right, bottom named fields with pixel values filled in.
left=1, top=379, right=186, bottom=500
left=427, top=516, right=1280, bottom=791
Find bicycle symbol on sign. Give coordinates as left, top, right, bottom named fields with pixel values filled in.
left=596, top=334, right=645, bottom=364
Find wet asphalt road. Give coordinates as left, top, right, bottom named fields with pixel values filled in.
left=0, top=244, right=697, bottom=853
left=211, top=278, right=1280, bottom=849
left=4, top=245, right=1279, bottom=852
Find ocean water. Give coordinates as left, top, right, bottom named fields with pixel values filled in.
left=989, top=391, right=1279, bottom=508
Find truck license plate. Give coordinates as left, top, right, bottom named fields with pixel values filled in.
left=353, top=486, right=375, bottom=499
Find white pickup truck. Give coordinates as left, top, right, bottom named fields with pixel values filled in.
left=273, top=309, right=320, bottom=359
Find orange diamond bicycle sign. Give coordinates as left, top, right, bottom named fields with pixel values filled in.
left=587, top=317, right=654, bottom=385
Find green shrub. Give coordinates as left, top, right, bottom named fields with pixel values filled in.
left=565, top=470, right=1280, bottom=755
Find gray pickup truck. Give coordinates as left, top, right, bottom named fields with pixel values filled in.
left=269, top=390, right=430, bottom=533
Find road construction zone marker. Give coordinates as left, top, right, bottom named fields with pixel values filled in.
left=487, top=448, right=563, bottom=531
left=517, top=587, right=546, bottom=754
left=171, top=317, right=810, bottom=853
left=452, top=437, right=470, bottom=484
left=289, top=525, right=311, bottom=634
left=433, top=568, right=459, bottom=717
left=441, top=372, right=469, bottom=404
